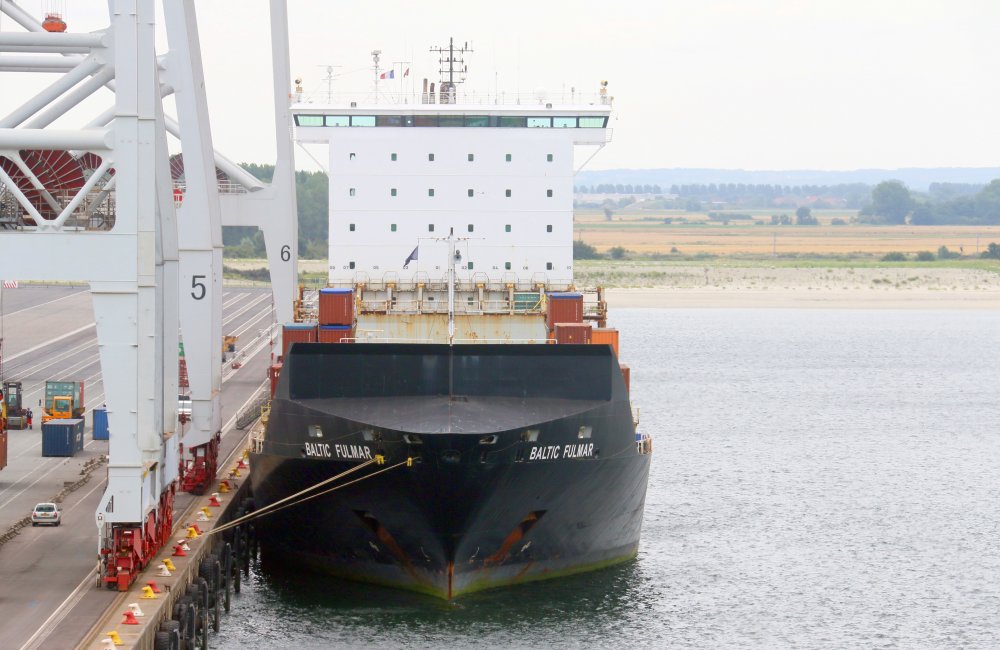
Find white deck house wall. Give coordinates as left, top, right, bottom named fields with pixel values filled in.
left=293, top=105, right=609, bottom=288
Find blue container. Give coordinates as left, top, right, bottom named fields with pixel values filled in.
left=42, top=418, right=85, bottom=457
left=92, top=407, right=109, bottom=440
left=548, top=292, right=583, bottom=300
left=319, top=288, right=353, bottom=294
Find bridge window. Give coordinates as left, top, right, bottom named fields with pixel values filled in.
left=578, top=116, right=607, bottom=128
left=527, top=117, right=552, bottom=128
left=351, top=115, right=376, bottom=127
left=295, top=115, right=324, bottom=127
left=553, top=117, right=577, bottom=128
left=377, top=115, right=402, bottom=126
left=439, top=115, right=464, bottom=127
left=465, top=116, right=489, bottom=127
left=499, top=116, right=526, bottom=128
left=414, top=115, right=437, bottom=127
left=325, top=115, right=349, bottom=127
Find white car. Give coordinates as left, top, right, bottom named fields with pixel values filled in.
left=31, top=502, right=61, bottom=527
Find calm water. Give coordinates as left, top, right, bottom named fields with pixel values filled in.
left=215, top=309, right=1000, bottom=649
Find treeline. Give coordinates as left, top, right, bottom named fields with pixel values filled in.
left=863, top=179, right=1000, bottom=225
left=223, top=163, right=328, bottom=258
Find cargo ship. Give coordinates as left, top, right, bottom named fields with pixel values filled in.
left=250, top=50, right=652, bottom=599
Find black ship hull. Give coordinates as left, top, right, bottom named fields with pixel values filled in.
left=250, top=343, right=651, bottom=599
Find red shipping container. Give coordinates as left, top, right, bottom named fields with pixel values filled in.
left=554, top=323, right=592, bottom=345
left=620, top=363, right=631, bottom=392
left=546, top=292, right=583, bottom=331
left=591, top=327, right=620, bottom=356
left=319, top=288, right=354, bottom=326
left=318, top=325, right=354, bottom=343
left=282, top=323, right=317, bottom=358
left=268, top=363, right=283, bottom=399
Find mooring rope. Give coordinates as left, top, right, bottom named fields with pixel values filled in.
left=205, top=456, right=411, bottom=537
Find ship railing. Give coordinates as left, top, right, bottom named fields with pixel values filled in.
left=359, top=298, right=544, bottom=315
left=452, top=338, right=549, bottom=344
left=292, top=89, right=612, bottom=108
left=348, top=335, right=435, bottom=344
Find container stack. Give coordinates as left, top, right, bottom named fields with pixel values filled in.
left=547, top=292, right=590, bottom=344
left=282, top=323, right=317, bottom=359
left=318, top=288, right=355, bottom=343
left=42, top=418, right=85, bottom=457
left=92, top=407, right=109, bottom=440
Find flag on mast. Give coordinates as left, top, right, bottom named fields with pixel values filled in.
left=403, top=67, right=410, bottom=77
left=403, top=246, right=419, bottom=269
left=379, top=69, right=395, bottom=80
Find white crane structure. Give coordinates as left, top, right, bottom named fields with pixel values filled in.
left=0, top=0, right=297, bottom=589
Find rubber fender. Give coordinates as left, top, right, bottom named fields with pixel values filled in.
left=153, top=631, right=171, bottom=650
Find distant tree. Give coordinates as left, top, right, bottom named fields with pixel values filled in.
left=609, top=246, right=627, bottom=260
left=573, top=240, right=601, bottom=260
left=795, top=206, right=818, bottom=225
left=909, top=204, right=939, bottom=225
left=831, top=218, right=847, bottom=226
left=937, top=245, right=959, bottom=259
left=615, top=184, right=625, bottom=194
left=603, top=206, right=614, bottom=221
left=685, top=200, right=702, bottom=212
left=881, top=252, right=907, bottom=261
left=871, top=181, right=912, bottom=224
left=973, top=180, right=1000, bottom=223
left=915, top=250, right=935, bottom=261
left=982, top=242, right=1000, bottom=259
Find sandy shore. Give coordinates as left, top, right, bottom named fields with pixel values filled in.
left=603, top=267, right=1000, bottom=309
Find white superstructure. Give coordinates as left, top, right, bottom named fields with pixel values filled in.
left=293, top=101, right=610, bottom=291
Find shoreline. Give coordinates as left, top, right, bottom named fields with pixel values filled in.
left=604, top=287, right=1000, bottom=309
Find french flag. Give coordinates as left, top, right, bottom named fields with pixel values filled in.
left=379, top=70, right=395, bottom=80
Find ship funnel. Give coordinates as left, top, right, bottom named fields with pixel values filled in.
left=429, top=82, right=436, bottom=104
left=422, top=78, right=429, bottom=104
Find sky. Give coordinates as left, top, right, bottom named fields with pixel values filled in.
left=1, top=0, right=999, bottom=171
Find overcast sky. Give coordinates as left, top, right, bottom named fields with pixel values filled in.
left=2, top=0, right=999, bottom=171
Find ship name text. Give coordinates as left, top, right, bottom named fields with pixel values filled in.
left=304, top=442, right=374, bottom=461
left=528, top=443, right=594, bottom=461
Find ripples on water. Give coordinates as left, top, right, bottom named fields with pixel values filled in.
left=216, top=309, right=1000, bottom=649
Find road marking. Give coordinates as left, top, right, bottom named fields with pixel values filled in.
left=2, top=288, right=89, bottom=319
left=17, top=479, right=108, bottom=650
left=4, top=323, right=96, bottom=363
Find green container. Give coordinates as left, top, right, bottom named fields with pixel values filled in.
left=513, top=292, right=540, bottom=311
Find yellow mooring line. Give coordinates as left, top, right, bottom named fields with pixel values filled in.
left=206, top=456, right=412, bottom=538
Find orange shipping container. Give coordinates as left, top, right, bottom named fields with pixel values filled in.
left=282, top=323, right=317, bottom=359
left=318, top=288, right=354, bottom=326
left=318, top=325, right=353, bottom=343
left=554, top=322, right=592, bottom=345
left=546, top=292, right=583, bottom=331
left=620, top=363, right=631, bottom=392
left=591, top=327, right=620, bottom=357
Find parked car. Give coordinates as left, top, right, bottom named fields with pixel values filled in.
left=31, top=502, right=61, bottom=527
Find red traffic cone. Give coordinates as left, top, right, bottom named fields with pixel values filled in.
left=172, top=544, right=187, bottom=557
left=209, top=495, right=221, bottom=507
left=122, top=610, right=140, bottom=625
left=188, top=523, right=202, bottom=535
left=146, top=581, right=162, bottom=594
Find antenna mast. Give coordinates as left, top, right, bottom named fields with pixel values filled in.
left=429, top=37, right=472, bottom=104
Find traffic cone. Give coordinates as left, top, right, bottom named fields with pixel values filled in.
left=231, top=467, right=242, bottom=478
left=190, top=523, right=203, bottom=535
left=122, top=610, right=140, bottom=625
left=146, top=580, right=162, bottom=593
left=140, top=585, right=157, bottom=599
left=186, top=526, right=200, bottom=539
left=157, top=563, right=172, bottom=577
left=237, top=457, right=248, bottom=469
left=219, top=480, right=230, bottom=493
left=209, top=493, right=222, bottom=507
left=100, top=638, right=117, bottom=649
left=197, top=512, right=209, bottom=522
left=128, top=603, right=144, bottom=617
left=201, top=506, right=213, bottom=518
left=163, top=558, right=176, bottom=571
left=105, top=631, right=123, bottom=646
left=172, top=544, right=187, bottom=557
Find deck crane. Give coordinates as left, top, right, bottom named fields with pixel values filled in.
left=0, top=0, right=297, bottom=587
